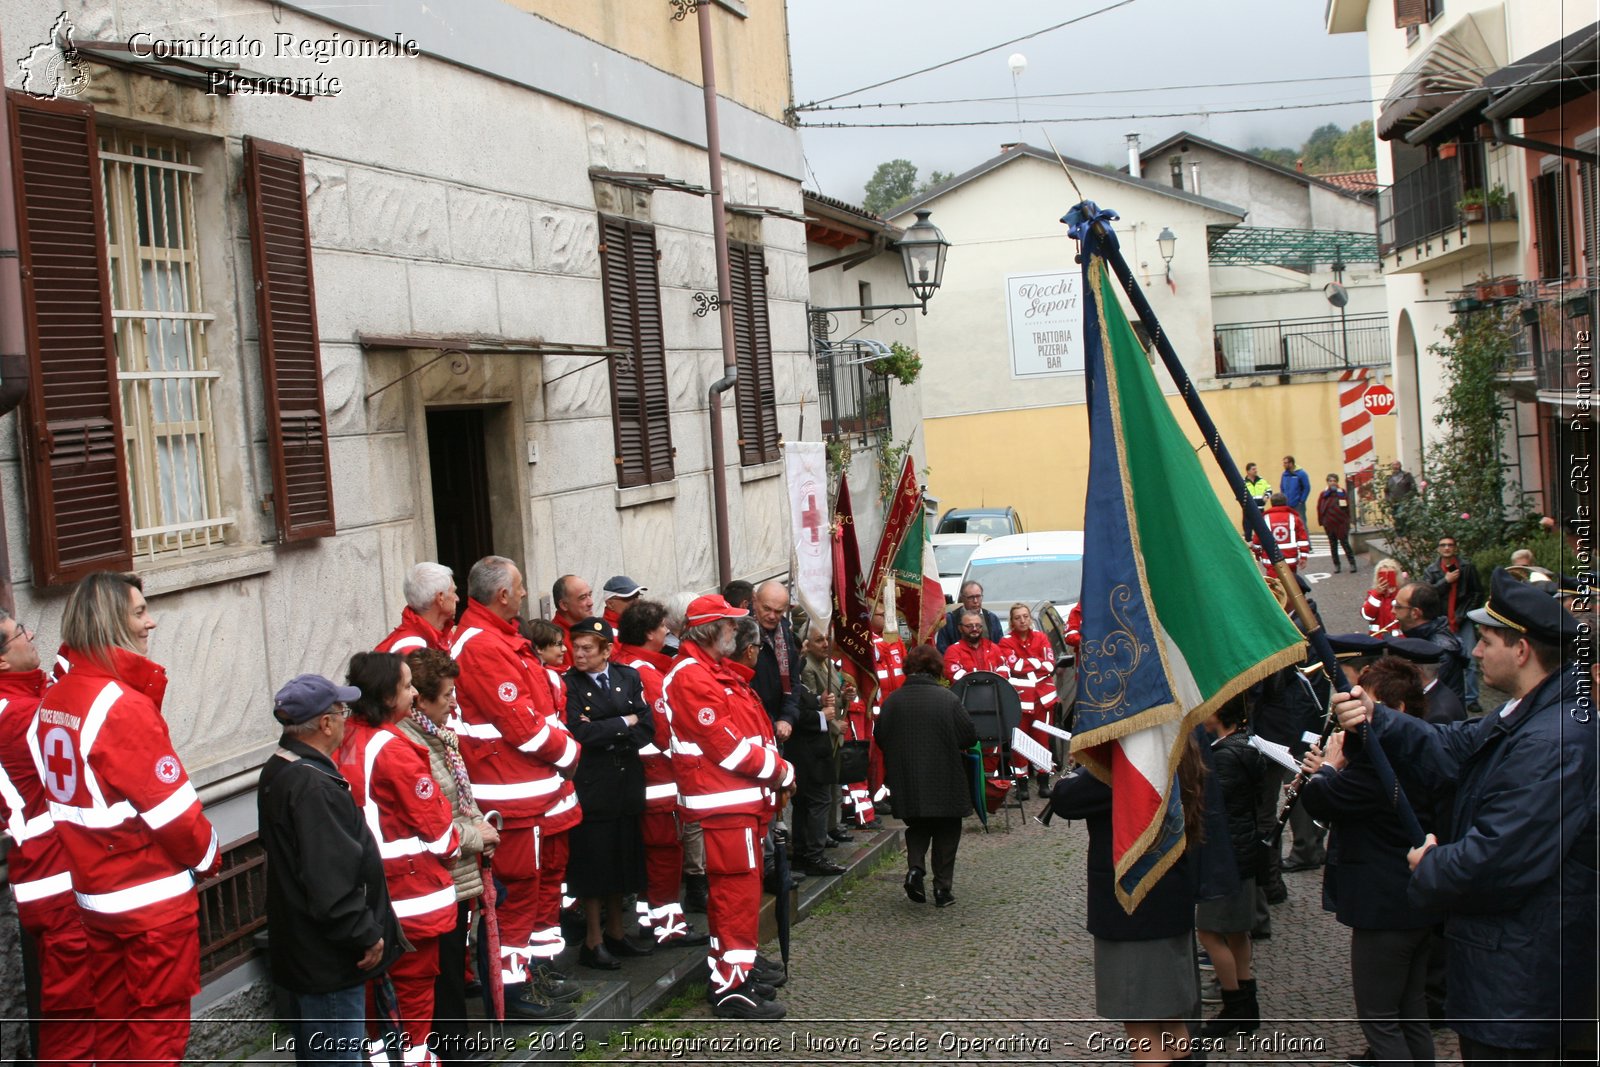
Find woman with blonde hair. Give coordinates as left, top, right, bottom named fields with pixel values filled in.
left=1362, top=559, right=1405, bottom=636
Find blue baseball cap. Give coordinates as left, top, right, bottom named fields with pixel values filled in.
left=273, top=674, right=361, bottom=725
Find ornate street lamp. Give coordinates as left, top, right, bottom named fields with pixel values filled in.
left=812, top=210, right=951, bottom=320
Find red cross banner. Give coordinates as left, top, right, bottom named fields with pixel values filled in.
left=784, top=441, right=832, bottom=628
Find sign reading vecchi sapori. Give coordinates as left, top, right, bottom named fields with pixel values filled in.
left=1005, top=269, right=1084, bottom=377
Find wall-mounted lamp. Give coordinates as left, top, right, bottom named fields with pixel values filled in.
left=1156, top=227, right=1177, bottom=284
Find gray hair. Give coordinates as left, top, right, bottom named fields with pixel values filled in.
left=681, top=619, right=726, bottom=650
left=467, top=556, right=517, bottom=604
left=731, top=616, right=762, bottom=658
left=960, top=609, right=984, bottom=624
left=960, top=580, right=983, bottom=597
left=403, top=562, right=453, bottom=612
left=663, top=591, right=698, bottom=635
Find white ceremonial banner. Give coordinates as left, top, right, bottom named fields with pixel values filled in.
left=1011, top=728, right=1055, bottom=774
left=784, top=442, right=832, bottom=628
left=1005, top=269, right=1084, bottom=377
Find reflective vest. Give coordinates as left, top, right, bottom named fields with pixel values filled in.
left=999, top=630, right=1057, bottom=712
left=943, top=639, right=1009, bottom=683
left=0, top=670, right=73, bottom=924
left=871, top=636, right=906, bottom=715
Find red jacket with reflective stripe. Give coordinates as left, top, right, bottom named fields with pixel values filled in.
left=377, top=606, right=453, bottom=656
left=871, top=637, right=906, bottom=714
left=30, top=648, right=218, bottom=932
left=337, top=720, right=459, bottom=939
left=663, top=641, right=791, bottom=823
left=0, top=669, right=73, bottom=925
left=1253, top=505, right=1311, bottom=570
left=999, top=630, right=1057, bottom=709
left=450, top=601, right=581, bottom=831
left=616, top=643, right=678, bottom=813
left=943, top=639, right=1009, bottom=683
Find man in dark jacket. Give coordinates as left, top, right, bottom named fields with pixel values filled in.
left=1391, top=582, right=1468, bottom=704
left=1335, top=569, right=1595, bottom=1062
left=751, top=581, right=840, bottom=875
left=1423, top=535, right=1485, bottom=711
left=259, top=675, right=400, bottom=1062
left=934, top=581, right=1003, bottom=652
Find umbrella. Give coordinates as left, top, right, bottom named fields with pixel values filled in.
left=771, top=821, right=793, bottom=977
left=479, top=810, right=505, bottom=1022
left=962, top=742, right=988, bottom=830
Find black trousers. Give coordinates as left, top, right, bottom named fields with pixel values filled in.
left=787, top=733, right=835, bottom=864
left=1328, top=531, right=1359, bottom=568
left=433, top=900, right=471, bottom=1065
left=903, top=816, right=963, bottom=893
left=1350, top=925, right=1434, bottom=1066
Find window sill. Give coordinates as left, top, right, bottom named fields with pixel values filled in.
left=615, top=480, right=680, bottom=509
left=135, top=543, right=277, bottom=597
left=739, top=459, right=783, bottom=483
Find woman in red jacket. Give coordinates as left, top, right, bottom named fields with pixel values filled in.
left=1362, top=559, right=1405, bottom=637
left=998, top=603, right=1057, bottom=799
left=341, top=652, right=460, bottom=1064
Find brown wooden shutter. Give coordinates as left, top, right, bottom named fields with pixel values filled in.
left=729, top=241, right=780, bottom=466
left=7, top=92, right=132, bottom=585
left=1532, top=168, right=1574, bottom=281
left=599, top=216, right=673, bottom=486
left=244, top=137, right=336, bottom=541
left=1394, top=0, right=1429, bottom=28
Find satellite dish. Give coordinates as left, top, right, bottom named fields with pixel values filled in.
left=1324, top=282, right=1349, bottom=308
left=1008, top=53, right=1028, bottom=76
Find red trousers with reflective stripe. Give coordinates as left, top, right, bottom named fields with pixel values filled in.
left=702, top=814, right=761, bottom=992
left=21, top=904, right=96, bottom=1067
left=86, top=911, right=200, bottom=1066
left=493, top=824, right=569, bottom=968
left=640, top=811, right=683, bottom=919
left=386, top=937, right=440, bottom=1063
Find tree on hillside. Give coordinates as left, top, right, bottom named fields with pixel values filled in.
left=862, top=162, right=957, bottom=216
left=1247, top=120, right=1375, bottom=175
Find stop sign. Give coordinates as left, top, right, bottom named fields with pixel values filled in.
left=1363, top=384, right=1397, bottom=416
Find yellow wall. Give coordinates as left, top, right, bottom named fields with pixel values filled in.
left=511, top=1, right=792, bottom=121
left=923, top=380, right=1398, bottom=532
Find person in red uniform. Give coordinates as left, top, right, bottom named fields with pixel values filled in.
left=1363, top=559, right=1405, bottom=637
left=663, top=596, right=793, bottom=1021
left=378, top=562, right=458, bottom=655
left=451, top=557, right=581, bottom=1021
left=549, top=575, right=594, bottom=670
left=30, top=571, right=220, bottom=1065
left=868, top=604, right=905, bottom=817
left=1252, top=492, right=1311, bottom=571
left=614, top=599, right=707, bottom=947
left=0, top=611, right=94, bottom=1065
left=339, top=652, right=460, bottom=1064
left=998, top=603, right=1057, bottom=799
left=943, top=609, right=1010, bottom=682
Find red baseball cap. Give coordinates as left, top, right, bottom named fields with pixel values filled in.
left=686, top=594, right=748, bottom=625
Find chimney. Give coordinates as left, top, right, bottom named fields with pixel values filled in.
left=1126, top=133, right=1142, bottom=178
left=1296, top=157, right=1305, bottom=172
left=1000, top=142, right=1020, bottom=153
left=1189, top=160, right=1202, bottom=197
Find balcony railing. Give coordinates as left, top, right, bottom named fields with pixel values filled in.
left=815, top=338, right=891, bottom=438
left=1510, top=279, right=1597, bottom=394
left=1376, top=149, right=1521, bottom=257
left=1213, top=313, right=1390, bottom=377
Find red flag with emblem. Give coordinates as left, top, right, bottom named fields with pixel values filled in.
left=866, top=455, right=922, bottom=601
left=830, top=476, right=877, bottom=707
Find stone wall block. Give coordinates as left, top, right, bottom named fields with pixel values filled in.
left=319, top=343, right=368, bottom=437
left=154, top=581, right=275, bottom=766
left=406, top=261, right=499, bottom=335
left=657, top=229, right=717, bottom=291
left=310, top=250, right=411, bottom=343
left=619, top=497, right=680, bottom=590
left=670, top=474, right=716, bottom=591
left=449, top=188, right=534, bottom=270
left=496, top=271, right=603, bottom=345
left=541, top=353, right=612, bottom=420
left=586, top=116, right=649, bottom=174
left=304, top=157, right=352, bottom=250
left=347, top=169, right=451, bottom=259
left=532, top=207, right=601, bottom=277
left=737, top=474, right=788, bottom=579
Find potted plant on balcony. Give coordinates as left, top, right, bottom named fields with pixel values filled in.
left=1457, top=188, right=1488, bottom=223
left=869, top=342, right=923, bottom=386
left=1474, top=274, right=1520, bottom=301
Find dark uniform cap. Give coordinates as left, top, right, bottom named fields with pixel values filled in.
left=1467, top=567, right=1580, bottom=643
left=1383, top=636, right=1445, bottom=664
left=1556, top=572, right=1595, bottom=598
left=602, top=575, right=647, bottom=598
left=1327, top=632, right=1386, bottom=661
left=274, top=674, right=361, bottom=724
left=569, top=616, right=615, bottom=644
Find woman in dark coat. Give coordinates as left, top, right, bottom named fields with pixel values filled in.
left=873, top=644, right=978, bottom=908
left=562, top=618, right=655, bottom=970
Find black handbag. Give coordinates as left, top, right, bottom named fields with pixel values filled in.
left=836, top=739, right=871, bottom=783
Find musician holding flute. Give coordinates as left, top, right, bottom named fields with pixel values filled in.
left=1329, top=569, right=1594, bottom=1065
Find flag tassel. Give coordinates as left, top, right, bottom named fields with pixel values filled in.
left=1069, top=204, right=1425, bottom=847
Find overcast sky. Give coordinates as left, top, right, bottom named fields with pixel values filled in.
left=787, top=0, right=1376, bottom=205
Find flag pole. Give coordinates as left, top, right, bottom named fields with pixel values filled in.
left=1068, top=202, right=1425, bottom=846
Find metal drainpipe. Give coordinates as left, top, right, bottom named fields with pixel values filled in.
left=0, top=26, right=32, bottom=615
left=1489, top=116, right=1600, bottom=167
left=698, top=1, right=737, bottom=589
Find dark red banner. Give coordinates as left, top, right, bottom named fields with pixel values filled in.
left=830, top=475, right=877, bottom=707
left=866, top=454, right=921, bottom=604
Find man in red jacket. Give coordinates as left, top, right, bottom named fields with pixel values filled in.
left=0, top=611, right=94, bottom=1065
left=550, top=575, right=594, bottom=670
left=663, top=595, right=793, bottom=1021
left=868, top=604, right=905, bottom=817
left=1253, top=492, right=1311, bottom=571
left=943, top=610, right=1010, bottom=682
left=452, top=556, right=582, bottom=1021
left=31, top=572, right=220, bottom=1065
left=377, top=561, right=458, bottom=654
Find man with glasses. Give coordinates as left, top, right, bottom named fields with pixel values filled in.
left=259, top=675, right=398, bottom=1062
left=1391, top=582, right=1468, bottom=706
left=0, top=613, right=94, bottom=1064
left=934, top=581, right=1003, bottom=653
left=1424, top=537, right=1485, bottom=712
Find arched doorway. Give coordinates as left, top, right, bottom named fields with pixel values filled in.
left=1393, top=309, right=1423, bottom=471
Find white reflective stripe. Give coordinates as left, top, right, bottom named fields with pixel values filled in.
left=77, top=868, right=193, bottom=914
left=516, top=721, right=552, bottom=754
left=141, top=782, right=198, bottom=831
left=402, top=1043, right=434, bottom=1066
left=638, top=743, right=663, bottom=757
left=680, top=786, right=764, bottom=810
left=49, top=798, right=136, bottom=829
left=544, top=790, right=579, bottom=819
left=719, top=737, right=756, bottom=772
left=470, top=774, right=563, bottom=801
left=672, top=739, right=704, bottom=757
left=369, top=1040, right=390, bottom=1066
left=77, top=683, right=123, bottom=811
left=448, top=627, right=483, bottom=660
left=756, top=748, right=776, bottom=781
left=196, top=829, right=219, bottom=873
left=724, top=948, right=758, bottom=965
left=8, top=809, right=54, bottom=844
left=1018, top=701, right=1035, bottom=711
left=555, top=735, right=578, bottom=770
left=950, top=666, right=968, bottom=679
left=453, top=720, right=503, bottom=741
left=0, top=731, right=39, bottom=841
left=744, top=827, right=755, bottom=870
left=423, top=823, right=455, bottom=856
left=873, top=785, right=890, bottom=800
left=388, top=636, right=427, bottom=654
left=11, top=869, right=73, bottom=903
left=644, top=782, right=678, bottom=800
left=390, top=884, right=456, bottom=919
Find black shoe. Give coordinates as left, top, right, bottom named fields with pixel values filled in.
left=605, top=934, right=653, bottom=958
left=904, top=866, right=927, bottom=904
left=709, top=981, right=787, bottom=1020
left=531, top=965, right=583, bottom=1003
left=504, top=984, right=578, bottom=1022
left=1036, top=773, right=1050, bottom=794
left=1333, top=567, right=1341, bottom=574
left=750, top=964, right=788, bottom=988
left=747, top=979, right=779, bottom=1000
left=578, top=942, right=621, bottom=970
left=804, top=858, right=846, bottom=875
left=857, top=818, right=884, bottom=831
left=827, top=828, right=854, bottom=843
left=874, top=800, right=893, bottom=818
left=1264, top=885, right=1288, bottom=905
left=1251, top=926, right=1272, bottom=940
left=934, top=888, right=955, bottom=908
left=683, top=873, right=709, bottom=913
left=1281, top=860, right=1322, bottom=873
left=661, top=924, right=710, bottom=948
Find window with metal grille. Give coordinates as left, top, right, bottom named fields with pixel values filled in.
left=196, top=835, right=268, bottom=983
left=100, top=132, right=231, bottom=558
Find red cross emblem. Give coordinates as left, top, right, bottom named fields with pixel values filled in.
left=800, top=492, right=823, bottom=545
left=42, top=727, right=77, bottom=803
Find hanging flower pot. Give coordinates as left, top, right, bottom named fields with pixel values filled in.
left=1439, top=142, right=1458, bottom=159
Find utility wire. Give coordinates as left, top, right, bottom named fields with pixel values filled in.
left=797, top=0, right=1138, bottom=109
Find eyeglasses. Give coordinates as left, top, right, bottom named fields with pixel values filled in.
left=0, top=621, right=33, bottom=655
left=326, top=702, right=352, bottom=719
